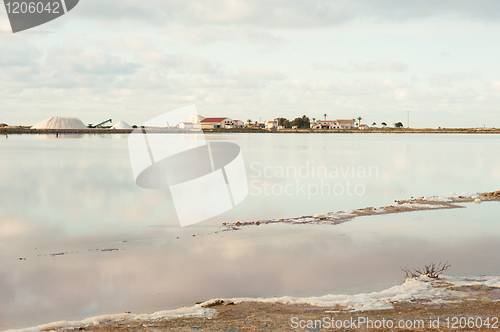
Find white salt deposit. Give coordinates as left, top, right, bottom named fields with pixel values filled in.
left=5, top=307, right=215, bottom=332
left=396, top=203, right=445, bottom=209
left=211, top=275, right=500, bottom=312
left=9, top=276, right=500, bottom=332
left=31, top=117, right=87, bottom=130
left=111, top=121, right=133, bottom=129
left=425, top=192, right=478, bottom=202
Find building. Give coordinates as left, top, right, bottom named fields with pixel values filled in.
left=178, top=122, right=196, bottom=129
left=310, top=119, right=356, bottom=129
left=310, top=120, right=335, bottom=129
left=334, top=119, right=356, bottom=129
left=233, top=120, right=244, bottom=128
left=200, top=117, right=234, bottom=129
left=265, top=119, right=278, bottom=129
left=189, top=114, right=205, bottom=124
left=358, top=124, right=369, bottom=130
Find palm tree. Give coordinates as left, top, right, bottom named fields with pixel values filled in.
left=247, top=119, right=252, bottom=126
left=323, top=113, right=328, bottom=121
left=312, top=117, right=316, bottom=123
left=372, top=122, right=376, bottom=126
left=357, top=116, right=362, bottom=126
left=381, top=122, right=387, bottom=127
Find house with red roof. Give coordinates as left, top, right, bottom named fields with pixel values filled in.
left=200, top=117, right=234, bottom=129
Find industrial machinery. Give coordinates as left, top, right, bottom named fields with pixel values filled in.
left=89, top=119, right=112, bottom=128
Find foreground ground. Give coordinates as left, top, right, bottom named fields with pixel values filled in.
left=38, top=279, right=500, bottom=332
left=55, top=297, right=500, bottom=331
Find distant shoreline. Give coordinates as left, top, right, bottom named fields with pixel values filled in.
left=1, top=127, right=500, bottom=135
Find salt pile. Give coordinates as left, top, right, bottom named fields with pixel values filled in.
left=31, top=117, right=87, bottom=130
left=111, top=121, right=133, bottom=129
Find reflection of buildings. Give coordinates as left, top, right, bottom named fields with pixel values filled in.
left=310, top=119, right=355, bottom=129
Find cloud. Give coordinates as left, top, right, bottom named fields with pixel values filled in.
left=0, top=41, right=41, bottom=67
left=236, top=67, right=285, bottom=81
left=69, top=0, right=500, bottom=28
left=491, top=81, right=500, bottom=92
left=161, top=26, right=284, bottom=51
left=431, top=71, right=483, bottom=87
left=352, top=60, right=409, bottom=73
left=312, top=62, right=346, bottom=72
left=45, top=41, right=138, bottom=76
left=313, top=60, right=408, bottom=73
left=135, top=52, right=220, bottom=73
left=289, top=78, right=404, bottom=95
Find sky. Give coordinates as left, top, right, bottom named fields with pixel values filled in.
left=1, top=0, right=500, bottom=128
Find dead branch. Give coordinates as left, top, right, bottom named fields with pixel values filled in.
left=401, top=261, right=450, bottom=279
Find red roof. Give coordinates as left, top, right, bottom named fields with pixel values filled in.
left=201, top=117, right=229, bottom=123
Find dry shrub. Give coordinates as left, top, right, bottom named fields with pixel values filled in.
left=401, top=262, right=450, bottom=279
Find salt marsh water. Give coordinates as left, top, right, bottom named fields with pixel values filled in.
left=0, top=133, right=499, bottom=330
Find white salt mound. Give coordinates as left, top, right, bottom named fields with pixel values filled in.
left=31, top=117, right=87, bottom=130
left=111, top=121, right=133, bottom=129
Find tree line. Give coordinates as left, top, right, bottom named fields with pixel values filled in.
left=247, top=115, right=404, bottom=129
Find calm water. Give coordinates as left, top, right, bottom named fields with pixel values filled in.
left=0, top=133, right=499, bottom=329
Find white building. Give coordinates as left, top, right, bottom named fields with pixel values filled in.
left=334, top=119, right=356, bottom=129
left=189, top=114, right=205, bottom=124
left=178, top=122, right=195, bottom=129
left=311, top=120, right=335, bottom=129
left=233, top=120, right=244, bottom=128
left=311, top=119, right=355, bottom=129
left=265, top=119, right=278, bottom=129
left=200, top=117, right=234, bottom=129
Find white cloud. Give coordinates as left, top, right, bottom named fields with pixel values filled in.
left=352, top=60, right=409, bottom=73
left=70, top=0, right=500, bottom=28
left=0, top=41, right=41, bottom=67
left=161, top=26, right=284, bottom=51
left=431, top=71, right=483, bottom=87
left=135, top=52, right=220, bottom=73
left=290, top=78, right=404, bottom=95
left=236, top=67, right=285, bottom=81
left=312, top=62, right=346, bottom=72
left=313, top=60, right=409, bottom=73
left=490, top=81, right=500, bottom=92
